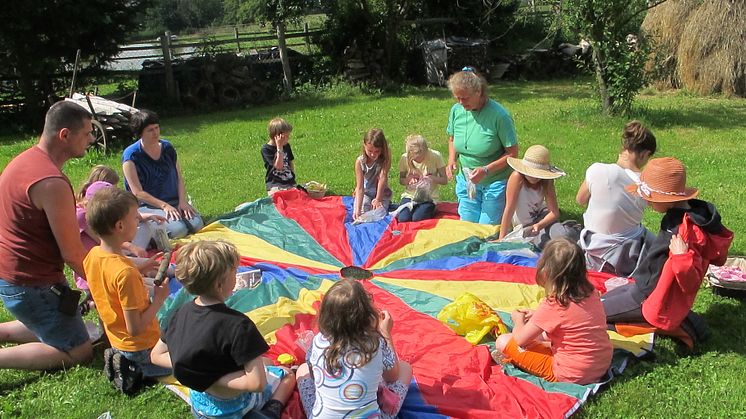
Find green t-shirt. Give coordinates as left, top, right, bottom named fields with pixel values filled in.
left=446, top=99, right=517, bottom=182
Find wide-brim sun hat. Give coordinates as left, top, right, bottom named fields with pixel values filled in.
left=85, top=181, right=114, bottom=199
left=507, top=145, right=566, bottom=180
left=625, top=157, right=699, bottom=203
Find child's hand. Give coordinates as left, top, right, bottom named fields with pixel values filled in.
left=274, top=134, right=288, bottom=148
left=379, top=310, right=394, bottom=337
left=511, top=309, right=531, bottom=326
left=127, top=244, right=148, bottom=258
left=407, top=174, right=420, bottom=185
left=669, top=234, right=688, bottom=255
left=140, top=213, right=167, bottom=224
left=372, top=198, right=383, bottom=209
left=137, top=252, right=163, bottom=275
left=353, top=208, right=361, bottom=220
left=153, top=277, right=170, bottom=304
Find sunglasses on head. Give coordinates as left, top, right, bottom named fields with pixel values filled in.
left=462, top=66, right=476, bottom=73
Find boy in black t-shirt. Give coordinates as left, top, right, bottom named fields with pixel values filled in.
left=261, top=117, right=297, bottom=195
left=150, top=241, right=295, bottom=419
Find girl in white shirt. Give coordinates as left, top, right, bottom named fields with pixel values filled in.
left=499, top=145, right=566, bottom=249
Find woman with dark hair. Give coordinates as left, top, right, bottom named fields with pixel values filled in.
left=122, top=109, right=203, bottom=242
left=576, top=121, right=657, bottom=277
left=446, top=67, right=519, bottom=224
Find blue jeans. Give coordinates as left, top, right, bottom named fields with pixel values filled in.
left=116, top=347, right=172, bottom=378
left=396, top=198, right=436, bottom=222
left=0, top=279, right=89, bottom=352
left=136, top=207, right=205, bottom=245
left=455, top=172, right=507, bottom=225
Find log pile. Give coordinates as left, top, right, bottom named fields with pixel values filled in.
left=343, top=43, right=384, bottom=83
left=65, top=93, right=137, bottom=132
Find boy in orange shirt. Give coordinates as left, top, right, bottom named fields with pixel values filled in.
left=84, top=188, right=171, bottom=394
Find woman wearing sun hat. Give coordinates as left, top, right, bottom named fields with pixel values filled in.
left=498, top=145, right=574, bottom=249
left=445, top=67, right=519, bottom=224
left=602, top=157, right=733, bottom=342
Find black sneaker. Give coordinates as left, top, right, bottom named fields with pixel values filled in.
left=103, top=348, right=116, bottom=382
left=111, top=351, right=143, bottom=395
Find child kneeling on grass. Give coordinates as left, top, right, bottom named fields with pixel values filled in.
left=83, top=188, right=172, bottom=394
left=150, top=240, right=295, bottom=419
left=492, top=238, right=613, bottom=385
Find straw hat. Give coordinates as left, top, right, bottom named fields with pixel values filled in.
left=625, top=157, right=699, bottom=202
left=507, top=145, right=566, bottom=180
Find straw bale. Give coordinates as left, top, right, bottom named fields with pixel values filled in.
left=642, top=0, right=701, bottom=89
left=677, top=0, right=746, bottom=97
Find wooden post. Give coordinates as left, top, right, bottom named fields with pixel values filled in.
left=234, top=27, right=241, bottom=53
left=160, top=31, right=177, bottom=100
left=68, top=49, right=81, bottom=98
left=303, top=22, right=311, bottom=52
left=276, top=22, right=293, bottom=93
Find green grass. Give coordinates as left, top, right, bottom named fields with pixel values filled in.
left=1, top=79, right=746, bottom=417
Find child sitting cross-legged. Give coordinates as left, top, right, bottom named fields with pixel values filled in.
left=150, top=240, right=295, bottom=419
left=492, top=238, right=613, bottom=385
left=83, top=188, right=172, bottom=394
left=296, top=278, right=412, bottom=418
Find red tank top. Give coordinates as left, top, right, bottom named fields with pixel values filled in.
left=0, top=146, right=73, bottom=286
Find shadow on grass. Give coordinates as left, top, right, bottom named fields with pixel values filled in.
left=402, top=79, right=596, bottom=104
left=635, top=102, right=746, bottom=131
left=0, top=373, right=42, bottom=395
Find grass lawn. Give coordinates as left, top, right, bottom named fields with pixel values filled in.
left=1, top=79, right=745, bottom=418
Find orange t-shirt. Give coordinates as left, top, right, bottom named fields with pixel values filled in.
left=84, top=246, right=160, bottom=351
left=530, top=292, right=613, bottom=384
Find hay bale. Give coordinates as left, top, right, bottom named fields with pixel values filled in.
left=677, top=0, right=746, bottom=97
left=641, top=0, right=700, bottom=89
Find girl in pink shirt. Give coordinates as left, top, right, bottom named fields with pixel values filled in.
left=493, top=238, right=613, bottom=384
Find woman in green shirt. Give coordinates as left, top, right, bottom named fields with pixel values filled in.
left=446, top=67, right=519, bottom=224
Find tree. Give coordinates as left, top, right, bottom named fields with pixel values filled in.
left=562, top=0, right=669, bottom=114
left=0, top=0, right=150, bottom=124
left=144, top=0, right=224, bottom=34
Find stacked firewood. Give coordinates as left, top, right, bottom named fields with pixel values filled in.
left=65, top=93, right=138, bottom=132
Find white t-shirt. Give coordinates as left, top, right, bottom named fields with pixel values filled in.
left=513, top=183, right=546, bottom=226
left=583, top=163, right=646, bottom=235
left=307, top=333, right=396, bottom=418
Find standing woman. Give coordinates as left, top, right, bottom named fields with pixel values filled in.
left=446, top=67, right=519, bottom=224
left=122, top=109, right=204, bottom=241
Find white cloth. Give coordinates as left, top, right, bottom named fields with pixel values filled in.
left=513, top=183, right=546, bottom=227
left=582, top=163, right=646, bottom=235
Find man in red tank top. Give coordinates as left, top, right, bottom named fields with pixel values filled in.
left=0, top=101, right=95, bottom=370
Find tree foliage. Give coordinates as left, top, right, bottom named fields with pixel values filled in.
left=223, top=0, right=311, bottom=26
left=317, top=0, right=519, bottom=82
left=561, top=0, right=667, bottom=114
left=0, top=0, right=150, bottom=124
left=144, top=0, right=224, bottom=33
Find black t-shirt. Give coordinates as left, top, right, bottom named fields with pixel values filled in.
left=260, top=143, right=296, bottom=190
left=163, top=301, right=269, bottom=392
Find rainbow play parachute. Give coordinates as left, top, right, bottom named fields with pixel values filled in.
left=157, top=190, right=653, bottom=418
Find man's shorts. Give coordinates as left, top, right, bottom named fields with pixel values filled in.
left=0, top=279, right=89, bottom=352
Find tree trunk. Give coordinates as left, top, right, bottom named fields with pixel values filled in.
left=591, top=43, right=612, bottom=114
left=276, top=22, right=293, bottom=94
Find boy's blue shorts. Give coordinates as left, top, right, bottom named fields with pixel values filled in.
left=190, top=366, right=286, bottom=419
left=0, top=279, right=89, bottom=352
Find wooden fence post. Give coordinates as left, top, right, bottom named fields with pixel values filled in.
left=276, top=22, right=293, bottom=93
left=160, top=31, right=177, bottom=100
left=303, top=22, right=311, bottom=52
left=234, top=27, right=241, bottom=53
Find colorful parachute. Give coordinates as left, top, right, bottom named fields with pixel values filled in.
left=158, top=189, right=653, bottom=418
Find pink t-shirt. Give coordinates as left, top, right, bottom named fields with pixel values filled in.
left=531, top=291, right=613, bottom=384
left=75, top=204, right=98, bottom=290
